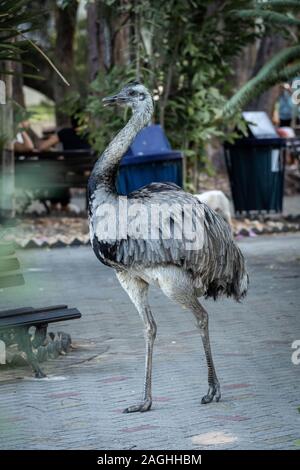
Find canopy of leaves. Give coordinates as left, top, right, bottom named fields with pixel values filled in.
left=224, top=0, right=300, bottom=118
left=80, top=0, right=258, bottom=172
left=0, top=0, right=40, bottom=70
left=63, top=0, right=300, bottom=185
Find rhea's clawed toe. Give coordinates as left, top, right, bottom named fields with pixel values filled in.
left=34, top=369, right=46, bottom=379
left=201, top=383, right=221, bottom=404
left=123, top=399, right=152, bottom=413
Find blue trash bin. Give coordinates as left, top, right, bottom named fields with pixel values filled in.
left=116, top=124, right=183, bottom=195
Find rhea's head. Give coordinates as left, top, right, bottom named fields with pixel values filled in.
left=102, top=81, right=153, bottom=114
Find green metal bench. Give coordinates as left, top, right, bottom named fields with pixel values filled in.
left=0, top=242, right=81, bottom=377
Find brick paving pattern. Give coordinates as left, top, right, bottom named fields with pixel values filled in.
left=0, top=233, right=299, bottom=449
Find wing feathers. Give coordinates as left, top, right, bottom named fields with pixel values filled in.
left=91, top=183, right=248, bottom=300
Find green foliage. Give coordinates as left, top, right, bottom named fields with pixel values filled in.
left=66, top=0, right=300, bottom=187
left=27, top=102, right=55, bottom=124
left=0, top=0, right=69, bottom=83
left=80, top=66, right=137, bottom=154
left=76, top=0, right=258, bottom=182
left=0, top=0, right=40, bottom=68
left=225, top=0, right=300, bottom=118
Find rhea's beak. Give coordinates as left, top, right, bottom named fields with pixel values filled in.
left=102, top=92, right=127, bottom=107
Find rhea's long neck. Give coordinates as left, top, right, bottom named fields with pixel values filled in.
left=91, top=105, right=152, bottom=192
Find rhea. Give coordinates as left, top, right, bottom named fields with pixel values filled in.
left=88, top=82, right=248, bottom=413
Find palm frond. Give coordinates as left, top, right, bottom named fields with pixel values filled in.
left=270, top=62, right=300, bottom=83
left=256, top=0, right=300, bottom=11
left=224, top=45, right=300, bottom=117
left=0, top=0, right=69, bottom=86
left=253, top=45, right=300, bottom=78
left=232, top=8, right=300, bottom=26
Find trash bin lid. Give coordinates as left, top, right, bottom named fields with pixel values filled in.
left=120, top=124, right=182, bottom=166
left=224, top=137, right=285, bottom=147
left=242, top=111, right=279, bottom=139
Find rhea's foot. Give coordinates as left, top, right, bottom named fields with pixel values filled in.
left=123, top=398, right=152, bottom=413
left=34, top=368, right=47, bottom=379
left=201, top=383, right=221, bottom=404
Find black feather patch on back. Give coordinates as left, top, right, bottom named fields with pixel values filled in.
left=92, top=235, right=119, bottom=268
left=87, top=173, right=97, bottom=200
left=87, top=174, right=98, bottom=217
left=126, top=80, right=140, bottom=87
left=128, top=182, right=182, bottom=199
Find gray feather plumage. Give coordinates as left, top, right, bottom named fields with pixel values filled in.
left=90, top=182, right=248, bottom=301
left=88, top=82, right=248, bottom=412
left=88, top=83, right=248, bottom=302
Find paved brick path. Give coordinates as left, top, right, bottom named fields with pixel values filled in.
left=0, top=234, right=299, bottom=450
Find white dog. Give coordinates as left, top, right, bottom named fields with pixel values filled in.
left=195, top=190, right=232, bottom=227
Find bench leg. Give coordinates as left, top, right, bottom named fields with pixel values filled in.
left=41, top=200, right=50, bottom=214
left=32, top=324, right=48, bottom=349
left=18, top=327, right=46, bottom=378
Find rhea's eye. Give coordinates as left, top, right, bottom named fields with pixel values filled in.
left=128, top=90, right=136, bottom=96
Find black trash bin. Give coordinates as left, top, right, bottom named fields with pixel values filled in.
left=116, top=124, right=183, bottom=195
left=224, top=112, right=286, bottom=214
left=224, top=138, right=285, bottom=214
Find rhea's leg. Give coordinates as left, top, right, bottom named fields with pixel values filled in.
left=158, top=268, right=221, bottom=405
left=116, top=272, right=156, bottom=413
left=191, top=301, right=221, bottom=404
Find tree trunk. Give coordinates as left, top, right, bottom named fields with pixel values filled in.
left=12, top=61, right=25, bottom=107
left=247, top=35, right=287, bottom=115
left=87, top=0, right=131, bottom=82
left=87, top=1, right=101, bottom=82
left=231, top=43, right=258, bottom=91
left=0, top=66, right=15, bottom=219
left=98, top=1, right=113, bottom=71
left=113, top=9, right=130, bottom=67
left=23, top=49, right=55, bottom=101
left=54, top=0, right=78, bottom=127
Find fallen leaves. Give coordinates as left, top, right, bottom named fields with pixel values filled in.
left=1, top=217, right=89, bottom=248
left=191, top=431, right=238, bottom=446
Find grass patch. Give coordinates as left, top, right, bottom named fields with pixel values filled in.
left=28, top=102, right=55, bottom=124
